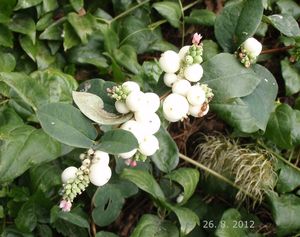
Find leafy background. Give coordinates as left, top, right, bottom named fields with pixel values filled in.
left=0, top=0, right=300, bottom=236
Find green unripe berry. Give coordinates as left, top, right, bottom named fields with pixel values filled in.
left=190, top=51, right=196, bottom=57
left=185, top=55, right=194, bottom=65
left=194, top=56, right=203, bottom=64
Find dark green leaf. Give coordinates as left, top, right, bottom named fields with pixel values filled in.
left=268, top=193, right=300, bottom=236
left=99, top=24, right=119, bottom=53
left=96, top=232, right=118, bottom=237
left=36, top=224, right=53, bottom=237
left=36, top=102, right=97, bottom=148
left=201, top=53, right=261, bottom=100
left=8, top=14, right=36, bottom=43
left=153, top=1, right=181, bottom=28
left=277, top=162, right=300, bottom=193
left=14, top=0, right=42, bottom=10
left=131, top=214, right=179, bottom=237
left=43, top=0, right=58, bottom=12
left=214, top=0, right=264, bottom=52
left=96, top=129, right=138, bottom=154
left=281, top=59, right=300, bottom=95
left=0, top=0, right=16, bottom=23
left=15, top=200, right=37, bottom=232
left=19, top=35, right=37, bottom=61
left=0, top=52, right=16, bottom=72
left=70, top=0, right=83, bottom=12
left=121, top=168, right=166, bottom=201
left=277, top=0, right=300, bottom=19
left=0, top=24, right=13, bottom=48
left=165, top=168, right=199, bottom=204
left=39, top=19, right=63, bottom=41
left=184, top=9, right=216, bottom=26
left=267, top=14, right=300, bottom=37
left=202, top=40, right=219, bottom=62
left=63, top=22, right=81, bottom=51
left=151, top=127, right=179, bottom=173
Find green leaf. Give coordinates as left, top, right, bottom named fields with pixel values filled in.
left=0, top=52, right=16, bottom=72
left=201, top=53, right=261, bottom=100
left=99, top=24, right=119, bottom=54
left=67, top=13, right=94, bottom=44
left=15, top=200, right=37, bottom=232
left=121, top=168, right=166, bottom=201
left=215, top=209, right=248, bottom=237
left=277, top=162, right=300, bottom=193
left=0, top=24, right=13, bottom=48
left=113, top=45, right=142, bottom=74
left=39, top=19, right=63, bottom=41
left=0, top=106, right=61, bottom=183
left=184, top=9, right=216, bottom=26
left=72, top=91, right=133, bottom=125
left=165, top=168, right=199, bottom=205
left=267, top=14, right=300, bottom=37
left=0, top=0, right=16, bottom=23
left=43, top=0, right=58, bottom=12
left=20, top=35, right=37, bottom=61
left=153, top=1, right=181, bottom=28
left=277, top=0, right=300, bottom=19
left=70, top=0, right=83, bottom=12
left=268, top=193, right=300, bottom=236
left=202, top=40, right=219, bottom=62
left=264, top=104, right=300, bottom=149
left=151, top=127, right=179, bottom=173
left=67, top=31, right=108, bottom=67
left=281, top=59, right=300, bottom=95
left=36, top=12, right=54, bottom=31
left=50, top=206, right=89, bottom=229
left=8, top=14, right=36, bottom=44
left=36, top=102, right=97, bottom=148
left=14, top=0, right=42, bottom=10
left=131, top=214, right=179, bottom=237
left=63, top=22, right=81, bottom=51
left=165, top=204, right=199, bottom=235
left=214, top=0, right=264, bottom=52
left=96, top=232, right=119, bottom=237
left=36, top=224, right=53, bottom=237
left=95, top=129, right=138, bottom=154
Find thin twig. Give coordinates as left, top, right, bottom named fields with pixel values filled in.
left=261, top=45, right=294, bottom=54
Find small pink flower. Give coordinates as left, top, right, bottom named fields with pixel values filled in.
left=59, top=200, right=72, bottom=212
left=192, top=33, right=202, bottom=45
left=124, top=158, right=137, bottom=167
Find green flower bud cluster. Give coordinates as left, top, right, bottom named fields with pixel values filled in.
left=133, top=151, right=147, bottom=162
left=185, top=44, right=203, bottom=65
left=200, top=84, right=214, bottom=103
left=107, top=85, right=130, bottom=101
left=61, top=152, right=93, bottom=202
left=237, top=47, right=257, bottom=68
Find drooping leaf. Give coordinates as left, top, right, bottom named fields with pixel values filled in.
left=153, top=1, right=181, bottom=28
left=165, top=168, right=199, bottom=205
left=267, top=14, right=300, bottom=37
left=95, top=129, right=138, bottom=154
left=72, top=91, right=133, bottom=125
left=63, top=22, right=81, bottom=51
left=20, top=35, right=37, bottom=61
left=214, top=0, right=264, bottom=52
left=0, top=24, right=13, bottom=48
left=14, top=0, right=42, bottom=10
left=36, top=102, right=97, bottom=148
left=8, top=14, right=36, bottom=43
left=281, top=59, right=300, bottom=95
left=276, top=162, right=300, bottom=193
left=39, top=19, right=63, bottom=41
left=43, top=0, right=58, bottom=12
left=131, top=214, right=179, bottom=237
left=151, top=127, right=179, bottom=173
left=98, top=24, right=119, bottom=54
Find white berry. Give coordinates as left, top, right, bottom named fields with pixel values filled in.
left=125, top=91, right=146, bottom=112
left=139, top=134, right=159, bottom=156
left=163, top=93, right=189, bottom=122
left=159, top=50, right=181, bottom=73
left=61, top=166, right=78, bottom=184
left=243, top=37, right=262, bottom=57
left=122, top=81, right=140, bottom=93
left=187, top=85, right=206, bottom=106
left=189, top=104, right=202, bottom=117
left=184, top=64, right=203, bottom=82
left=119, top=149, right=137, bottom=159
left=134, top=111, right=161, bottom=135
left=144, top=92, right=160, bottom=112
left=115, top=100, right=130, bottom=114
left=178, top=45, right=190, bottom=60
left=121, top=120, right=145, bottom=143
left=89, top=164, right=112, bottom=187
left=163, top=73, right=178, bottom=87
left=93, top=150, right=110, bottom=166
left=172, top=79, right=191, bottom=96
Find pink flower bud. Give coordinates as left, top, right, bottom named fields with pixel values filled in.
left=192, top=33, right=202, bottom=45
left=59, top=200, right=72, bottom=212
left=130, top=160, right=137, bottom=167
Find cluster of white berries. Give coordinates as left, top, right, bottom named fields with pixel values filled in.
left=237, top=37, right=262, bottom=68
left=159, top=33, right=214, bottom=122
left=108, top=81, right=161, bottom=165
left=59, top=149, right=111, bottom=212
